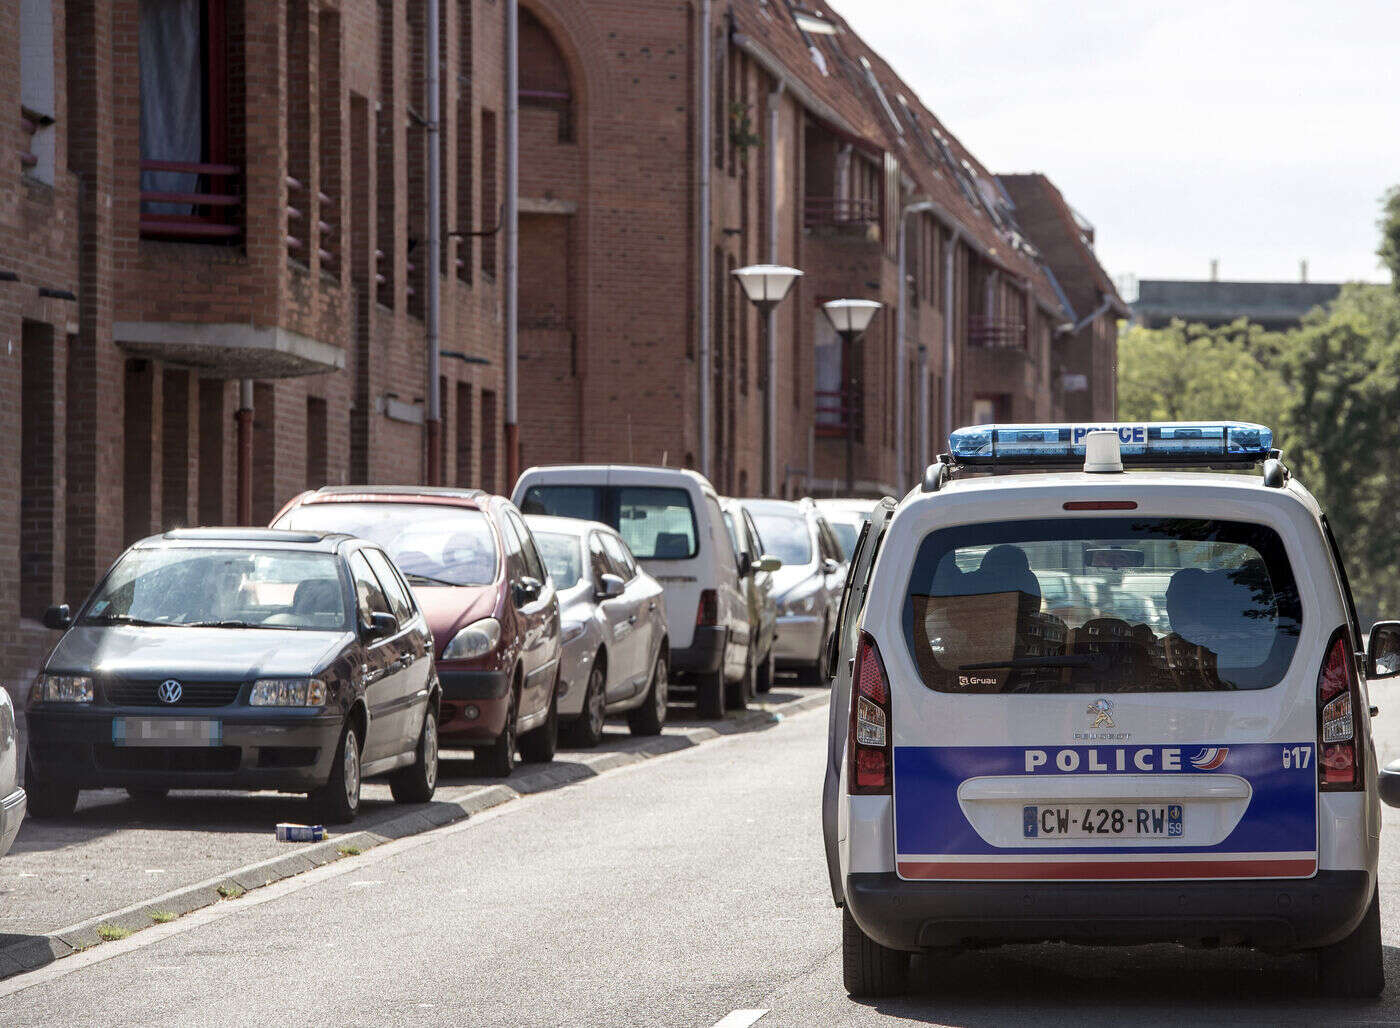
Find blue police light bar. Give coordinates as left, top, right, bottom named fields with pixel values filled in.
left=948, top=422, right=1274, bottom=468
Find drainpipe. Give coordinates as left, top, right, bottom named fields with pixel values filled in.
left=895, top=200, right=935, bottom=491
left=764, top=79, right=785, bottom=496
left=698, top=0, right=713, bottom=479
left=503, top=0, right=520, bottom=487
left=236, top=379, right=254, bottom=525
left=425, top=0, right=442, bottom=484
left=916, top=343, right=928, bottom=473
left=941, top=225, right=961, bottom=445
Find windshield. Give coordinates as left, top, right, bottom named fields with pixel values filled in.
left=902, top=517, right=1302, bottom=693
left=519, top=485, right=699, bottom=560
left=750, top=513, right=813, bottom=567
left=828, top=521, right=861, bottom=560
left=535, top=532, right=583, bottom=589
left=277, top=503, right=499, bottom=586
left=85, top=548, right=349, bottom=631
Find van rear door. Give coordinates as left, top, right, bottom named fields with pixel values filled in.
left=885, top=505, right=1324, bottom=883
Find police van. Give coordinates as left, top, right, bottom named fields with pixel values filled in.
left=822, top=422, right=1400, bottom=998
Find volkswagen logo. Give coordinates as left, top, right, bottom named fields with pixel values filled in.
left=157, top=679, right=183, bottom=704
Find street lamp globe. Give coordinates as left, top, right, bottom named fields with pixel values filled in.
left=822, top=298, right=882, bottom=338
left=732, top=265, right=804, bottom=311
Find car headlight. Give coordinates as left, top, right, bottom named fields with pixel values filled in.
left=30, top=674, right=94, bottom=704
left=561, top=620, right=588, bottom=644
left=250, top=678, right=327, bottom=707
left=778, top=590, right=818, bottom=617
left=442, top=617, right=502, bottom=661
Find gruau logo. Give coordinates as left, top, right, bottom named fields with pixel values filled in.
left=157, top=679, right=183, bottom=704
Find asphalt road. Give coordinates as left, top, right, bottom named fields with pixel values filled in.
left=7, top=688, right=1400, bottom=1026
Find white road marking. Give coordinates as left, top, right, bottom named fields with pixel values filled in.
left=712, top=1010, right=767, bottom=1028
left=0, top=701, right=829, bottom=1000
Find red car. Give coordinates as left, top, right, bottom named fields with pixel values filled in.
left=273, top=487, right=562, bottom=776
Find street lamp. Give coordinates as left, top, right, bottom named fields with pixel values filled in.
left=821, top=298, right=882, bottom=495
left=733, top=265, right=803, bottom=496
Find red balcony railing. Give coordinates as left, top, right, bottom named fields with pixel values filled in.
left=968, top=315, right=1026, bottom=349
left=804, top=196, right=878, bottom=228
left=139, top=159, right=241, bottom=242
left=815, top=389, right=862, bottom=437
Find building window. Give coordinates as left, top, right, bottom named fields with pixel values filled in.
left=376, top=2, right=396, bottom=307
left=814, top=310, right=843, bottom=435
left=21, top=321, right=57, bottom=618
left=138, top=0, right=239, bottom=242
left=455, top=381, right=473, bottom=485
left=306, top=395, right=328, bottom=488
left=318, top=10, right=343, bottom=275
left=20, top=0, right=56, bottom=184
left=407, top=0, right=427, bottom=318
left=520, top=9, right=573, bottom=143
left=285, top=0, right=310, bottom=263
left=480, top=109, right=498, bottom=278
left=455, top=0, right=474, bottom=284
left=479, top=388, right=497, bottom=492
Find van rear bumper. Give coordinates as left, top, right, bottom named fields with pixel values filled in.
left=671, top=627, right=726, bottom=676
left=844, top=869, right=1372, bottom=953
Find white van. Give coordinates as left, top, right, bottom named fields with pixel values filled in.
left=513, top=466, right=753, bottom=717
left=825, top=422, right=1391, bottom=999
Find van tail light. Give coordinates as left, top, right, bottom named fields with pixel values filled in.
left=1318, top=626, right=1362, bottom=791
left=848, top=631, right=893, bottom=796
left=695, top=589, right=719, bottom=627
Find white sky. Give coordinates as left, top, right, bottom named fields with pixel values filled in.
left=827, top=0, right=1399, bottom=288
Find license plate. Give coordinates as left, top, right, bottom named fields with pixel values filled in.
left=112, top=718, right=223, bottom=747
left=1023, top=803, right=1183, bottom=839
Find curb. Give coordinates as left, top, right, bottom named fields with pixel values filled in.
left=0, top=690, right=828, bottom=981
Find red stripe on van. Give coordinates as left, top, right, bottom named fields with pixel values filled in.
left=897, top=858, right=1317, bottom=880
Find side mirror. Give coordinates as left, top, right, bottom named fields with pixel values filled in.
left=754, top=554, right=783, bottom=574
left=736, top=551, right=754, bottom=577
left=363, top=610, right=397, bottom=640
left=596, top=573, right=626, bottom=600
left=514, top=576, right=543, bottom=607
left=1380, top=759, right=1400, bottom=808
left=821, top=557, right=840, bottom=576
left=42, top=604, right=72, bottom=631
left=1367, top=621, right=1400, bottom=679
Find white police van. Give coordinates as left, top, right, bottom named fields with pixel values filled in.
left=823, top=422, right=1398, bottom=998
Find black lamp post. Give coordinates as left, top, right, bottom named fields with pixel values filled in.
left=732, top=265, right=803, bottom=496
left=821, top=298, right=882, bottom=494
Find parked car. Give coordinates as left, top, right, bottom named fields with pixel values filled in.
left=814, top=498, right=877, bottom=561
left=526, top=515, right=670, bottom=745
left=514, top=465, right=750, bottom=719
left=742, top=498, right=846, bottom=683
left=25, top=528, right=440, bottom=824
left=1, top=688, right=25, bottom=856
left=720, top=498, right=782, bottom=696
left=273, top=487, right=562, bottom=777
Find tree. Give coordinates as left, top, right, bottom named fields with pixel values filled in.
left=1379, top=186, right=1400, bottom=291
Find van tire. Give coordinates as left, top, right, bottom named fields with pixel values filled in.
left=756, top=647, right=774, bottom=694
left=696, top=665, right=726, bottom=720
left=842, top=908, right=909, bottom=998
left=24, top=755, right=79, bottom=819
left=726, top=648, right=755, bottom=711
left=1316, top=886, right=1384, bottom=998
left=519, top=679, right=559, bottom=763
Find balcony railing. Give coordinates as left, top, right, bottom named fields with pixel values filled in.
left=139, top=159, right=241, bottom=242
left=804, top=196, right=878, bottom=228
left=815, top=389, right=862, bottom=437
left=968, top=315, right=1027, bottom=349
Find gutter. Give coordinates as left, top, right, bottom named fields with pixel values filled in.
left=698, top=0, right=713, bottom=478
left=730, top=31, right=864, bottom=145
left=1061, top=294, right=1117, bottom=335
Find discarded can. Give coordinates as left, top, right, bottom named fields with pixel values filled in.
left=275, top=822, right=326, bottom=843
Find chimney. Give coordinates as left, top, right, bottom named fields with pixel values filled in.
left=1209, top=258, right=1218, bottom=282
left=1300, top=259, right=1309, bottom=283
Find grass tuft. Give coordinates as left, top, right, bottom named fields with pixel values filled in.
left=149, top=910, right=177, bottom=924
left=96, top=924, right=132, bottom=942
left=216, top=883, right=245, bottom=900
left=337, top=845, right=362, bottom=857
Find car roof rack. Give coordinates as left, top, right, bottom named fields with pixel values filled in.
left=921, top=421, right=1291, bottom=492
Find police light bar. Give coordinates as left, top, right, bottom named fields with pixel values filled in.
left=947, top=422, right=1274, bottom=468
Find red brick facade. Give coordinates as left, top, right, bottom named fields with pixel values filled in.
left=1, top=0, right=1114, bottom=703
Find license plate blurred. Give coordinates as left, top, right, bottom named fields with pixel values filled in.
left=1023, top=804, right=1183, bottom=839
left=113, top=718, right=223, bottom=747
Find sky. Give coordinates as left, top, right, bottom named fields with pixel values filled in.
left=826, top=0, right=1398, bottom=291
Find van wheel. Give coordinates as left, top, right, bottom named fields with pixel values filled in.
left=390, top=707, right=439, bottom=804
left=628, top=652, right=668, bottom=736
left=1316, top=887, right=1384, bottom=997
left=756, top=647, right=774, bottom=694
left=310, top=722, right=362, bottom=825
left=842, top=908, right=909, bottom=998
left=519, top=678, right=559, bottom=763
left=24, top=755, right=79, bottom=819
left=696, top=664, right=726, bottom=720
left=479, top=683, right=519, bottom=777
left=565, top=662, right=607, bottom=748
left=727, top=647, right=756, bottom=710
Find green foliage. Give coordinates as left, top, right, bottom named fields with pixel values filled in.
left=1379, top=185, right=1400, bottom=290
left=728, top=102, right=762, bottom=159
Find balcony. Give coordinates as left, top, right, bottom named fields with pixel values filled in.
left=139, top=159, right=242, bottom=243
left=968, top=315, right=1026, bottom=349
left=815, top=388, right=862, bottom=438
left=804, top=196, right=878, bottom=229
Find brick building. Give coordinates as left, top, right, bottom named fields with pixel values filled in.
left=1, top=0, right=1117, bottom=700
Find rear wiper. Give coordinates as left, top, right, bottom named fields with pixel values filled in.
left=81, top=614, right=168, bottom=627
left=959, top=655, right=1107, bottom=671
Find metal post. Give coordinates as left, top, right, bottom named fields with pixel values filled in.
left=895, top=215, right=907, bottom=492
left=942, top=226, right=961, bottom=445
left=841, top=331, right=856, bottom=494
left=503, top=0, right=520, bottom=488
left=697, top=0, right=712, bottom=479
left=916, top=343, right=929, bottom=473
left=425, top=0, right=442, bottom=484
left=765, top=82, right=784, bottom=497
left=236, top=379, right=254, bottom=525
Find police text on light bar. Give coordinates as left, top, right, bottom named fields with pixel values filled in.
left=947, top=421, right=1274, bottom=467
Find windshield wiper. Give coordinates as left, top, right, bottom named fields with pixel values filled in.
left=959, top=655, right=1108, bottom=671
left=81, top=614, right=169, bottom=627
left=403, top=572, right=457, bottom=587
left=184, top=619, right=281, bottom=630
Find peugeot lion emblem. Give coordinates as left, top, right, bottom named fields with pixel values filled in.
left=157, top=679, right=183, bottom=704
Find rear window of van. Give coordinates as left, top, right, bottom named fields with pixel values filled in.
left=901, top=517, right=1302, bottom=693
left=519, top=485, right=699, bottom=560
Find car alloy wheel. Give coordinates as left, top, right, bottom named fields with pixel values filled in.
left=423, top=711, right=439, bottom=792
left=653, top=656, right=669, bottom=719
left=343, top=728, right=362, bottom=811
left=586, top=665, right=606, bottom=738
